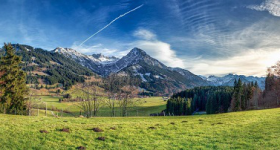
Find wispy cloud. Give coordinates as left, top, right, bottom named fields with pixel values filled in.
left=164, top=0, right=280, bottom=76
left=247, top=0, right=280, bottom=17
left=133, top=28, right=156, bottom=40
left=171, top=18, right=280, bottom=76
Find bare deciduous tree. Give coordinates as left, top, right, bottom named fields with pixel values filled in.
left=118, top=76, right=141, bottom=117
left=76, top=82, right=105, bottom=118
left=26, top=89, right=40, bottom=116
left=104, top=74, right=141, bottom=117
left=104, top=74, right=123, bottom=117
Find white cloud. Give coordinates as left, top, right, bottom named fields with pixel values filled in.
left=247, top=0, right=280, bottom=17
left=133, top=29, right=184, bottom=68
left=184, top=48, right=280, bottom=77
left=134, top=40, right=185, bottom=68
left=133, top=29, right=157, bottom=40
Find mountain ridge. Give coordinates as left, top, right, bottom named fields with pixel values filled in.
left=1, top=44, right=266, bottom=95
left=52, top=47, right=209, bottom=95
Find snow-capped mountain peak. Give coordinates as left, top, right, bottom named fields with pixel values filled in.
left=53, top=47, right=85, bottom=58
left=52, top=47, right=119, bottom=65
left=129, top=47, right=147, bottom=56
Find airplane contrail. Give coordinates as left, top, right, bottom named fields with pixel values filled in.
left=80, top=4, right=144, bottom=46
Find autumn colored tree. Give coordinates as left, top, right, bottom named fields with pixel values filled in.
left=263, top=62, right=280, bottom=107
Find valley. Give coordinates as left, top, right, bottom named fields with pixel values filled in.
left=30, top=96, right=166, bottom=117
left=1, top=1, right=280, bottom=149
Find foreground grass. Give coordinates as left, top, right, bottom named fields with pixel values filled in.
left=1, top=108, right=280, bottom=149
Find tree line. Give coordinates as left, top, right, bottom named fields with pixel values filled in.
left=166, top=86, right=234, bottom=115
left=230, top=79, right=260, bottom=111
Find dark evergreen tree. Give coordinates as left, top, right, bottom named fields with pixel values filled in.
left=231, top=78, right=242, bottom=111
left=0, top=43, right=28, bottom=113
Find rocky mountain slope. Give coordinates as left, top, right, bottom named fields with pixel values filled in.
left=53, top=47, right=207, bottom=95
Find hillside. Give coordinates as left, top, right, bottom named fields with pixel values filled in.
left=0, top=44, right=95, bottom=89
left=0, top=108, right=279, bottom=149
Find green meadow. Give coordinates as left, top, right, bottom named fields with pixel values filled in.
left=33, top=96, right=167, bottom=117
left=0, top=108, right=280, bottom=149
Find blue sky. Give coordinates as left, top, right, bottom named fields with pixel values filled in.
left=1, top=0, right=280, bottom=76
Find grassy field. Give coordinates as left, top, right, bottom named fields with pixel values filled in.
left=35, top=96, right=166, bottom=117
left=0, top=108, right=280, bottom=149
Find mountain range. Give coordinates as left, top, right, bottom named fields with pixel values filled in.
left=201, top=74, right=265, bottom=89
left=52, top=46, right=265, bottom=92
left=0, top=44, right=266, bottom=95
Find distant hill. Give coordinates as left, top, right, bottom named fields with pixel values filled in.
left=0, top=44, right=94, bottom=89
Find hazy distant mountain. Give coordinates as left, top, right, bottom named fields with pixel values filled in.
left=201, top=74, right=265, bottom=89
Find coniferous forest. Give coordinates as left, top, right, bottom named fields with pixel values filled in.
left=166, top=79, right=262, bottom=115
left=166, top=86, right=233, bottom=115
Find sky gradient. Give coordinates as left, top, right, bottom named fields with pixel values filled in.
left=1, top=0, right=280, bottom=77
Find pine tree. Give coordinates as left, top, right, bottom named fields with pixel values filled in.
left=254, top=81, right=258, bottom=88
left=185, top=98, right=192, bottom=115
left=241, top=83, right=247, bottom=110
left=206, top=95, right=212, bottom=114
left=0, top=43, right=28, bottom=113
left=231, top=78, right=243, bottom=111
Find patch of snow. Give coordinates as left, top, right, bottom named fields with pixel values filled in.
left=139, top=74, right=147, bottom=82
left=145, top=73, right=151, bottom=76
left=154, top=75, right=163, bottom=79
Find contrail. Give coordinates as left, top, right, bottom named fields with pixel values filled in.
left=80, top=4, right=144, bottom=46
